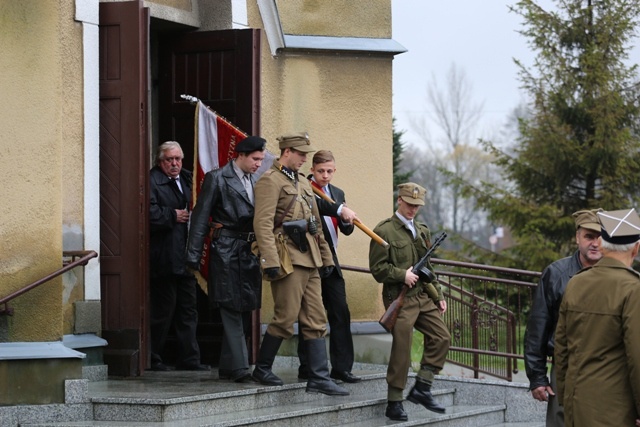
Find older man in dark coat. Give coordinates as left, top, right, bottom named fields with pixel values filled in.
left=149, top=141, right=207, bottom=371
left=186, top=136, right=266, bottom=382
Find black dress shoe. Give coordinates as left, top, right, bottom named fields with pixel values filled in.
left=176, top=363, right=211, bottom=371
left=385, top=400, right=408, bottom=421
left=330, top=370, right=362, bottom=383
left=232, top=370, right=253, bottom=383
left=149, top=362, right=173, bottom=372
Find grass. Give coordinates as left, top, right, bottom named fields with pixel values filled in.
left=410, top=329, right=528, bottom=376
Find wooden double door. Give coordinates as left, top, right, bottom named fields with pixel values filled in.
left=99, top=0, right=261, bottom=376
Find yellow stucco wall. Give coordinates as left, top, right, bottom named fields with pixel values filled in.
left=0, top=0, right=397, bottom=343
left=0, top=1, right=83, bottom=341
left=60, top=2, right=86, bottom=335
left=150, top=0, right=192, bottom=11
left=277, top=0, right=391, bottom=39
left=249, top=1, right=394, bottom=324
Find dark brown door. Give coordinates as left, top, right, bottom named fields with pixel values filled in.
left=99, top=0, right=150, bottom=376
left=158, top=29, right=262, bottom=364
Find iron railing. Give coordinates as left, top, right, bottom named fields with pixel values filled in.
left=343, top=258, right=540, bottom=382
left=0, top=250, right=98, bottom=316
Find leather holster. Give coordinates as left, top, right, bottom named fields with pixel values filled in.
left=282, top=219, right=308, bottom=253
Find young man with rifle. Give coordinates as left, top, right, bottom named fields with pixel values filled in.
left=369, top=182, right=451, bottom=422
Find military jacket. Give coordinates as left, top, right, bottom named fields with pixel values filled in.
left=555, top=256, right=640, bottom=426
left=369, top=215, right=442, bottom=306
left=253, top=161, right=334, bottom=271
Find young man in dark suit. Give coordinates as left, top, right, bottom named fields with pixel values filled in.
left=298, top=150, right=361, bottom=383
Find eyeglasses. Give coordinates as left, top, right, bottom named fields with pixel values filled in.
left=163, top=156, right=183, bottom=163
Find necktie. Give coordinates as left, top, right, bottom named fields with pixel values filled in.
left=408, top=220, right=416, bottom=238
left=323, top=186, right=338, bottom=233
left=243, top=174, right=254, bottom=204
left=171, top=177, right=183, bottom=193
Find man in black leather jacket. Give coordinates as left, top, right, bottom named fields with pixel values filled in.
left=186, top=136, right=266, bottom=382
left=524, top=209, right=602, bottom=426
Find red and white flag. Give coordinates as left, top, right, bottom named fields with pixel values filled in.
left=193, top=101, right=246, bottom=201
left=192, top=101, right=245, bottom=285
left=191, top=101, right=275, bottom=288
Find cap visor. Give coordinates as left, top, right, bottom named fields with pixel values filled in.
left=400, top=196, right=424, bottom=206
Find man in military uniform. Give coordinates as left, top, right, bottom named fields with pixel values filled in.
left=251, top=132, right=349, bottom=396
left=369, top=183, right=451, bottom=421
left=555, top=208, right=640, bottom=427
left=186, top=136, right=266, bottom=383
left=524, top=209, right=602, bottom=426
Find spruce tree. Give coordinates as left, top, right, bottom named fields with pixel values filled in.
left=466, top=0, right=640, bottom=271
left=393, top=118, right=413, bottom=206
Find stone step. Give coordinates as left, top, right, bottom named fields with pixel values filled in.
left=22, top=371, right=459, bottom=426
left=483, top=424, right=545, bottom=427
left=87, top=371, right=392, bottom=423
left=27, top=392, right=510, bottom=427
left=341, top=404, right=507, bottom=426
left=16, top=366, right=545, bottom=426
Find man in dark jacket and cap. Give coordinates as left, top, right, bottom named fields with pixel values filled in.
left=524, top=208, right=602, bottom=426
left=186, top=135, right=266, bottom=382
left=149, top=141, right=208, bottom=372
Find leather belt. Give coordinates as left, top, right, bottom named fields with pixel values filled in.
left=216, top=228, right=256, bottom=242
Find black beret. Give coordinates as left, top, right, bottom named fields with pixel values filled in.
left=235, top=136, right=266, bottom=153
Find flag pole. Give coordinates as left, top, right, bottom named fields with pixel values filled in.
left=181, top=94, right=248, bottom=138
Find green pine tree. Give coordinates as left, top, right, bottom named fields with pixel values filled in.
left=462, top=0, right=640, bottom=271
left=393, top=117, right=413, bottom=206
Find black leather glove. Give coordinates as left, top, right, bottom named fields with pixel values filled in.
left=186, top=261, right=200, bottom=272
left=319, top=266, right=334, bottom=278
left=264, top=267, right=280, bottom=279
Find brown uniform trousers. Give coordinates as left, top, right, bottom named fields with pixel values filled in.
left=387, top=290, right=450, bottom=390
left=267, top=266, right=327, bottom=340
left=254, top=161, right=334, bottom=341
left=370, top=215, right=451, bottom=396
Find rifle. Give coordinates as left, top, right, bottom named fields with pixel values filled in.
left=378, top=232, right=447, bottom=332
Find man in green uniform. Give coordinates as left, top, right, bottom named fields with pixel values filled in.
left=251, top=132, right=349, bottom=397
left=555, top=208, right=640, bottom=427
left=369, top=182, right=451, bottom=421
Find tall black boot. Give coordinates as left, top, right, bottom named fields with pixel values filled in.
left=252, top=333, right=284, bottom=386
left=305, top=338, right=349, bottom=396
left=407, top=379, right=445, bottom=413
left=297, top=335, right=309, bottom=379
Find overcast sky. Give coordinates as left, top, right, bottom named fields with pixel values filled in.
left=391, top=1, right=640, bottom=149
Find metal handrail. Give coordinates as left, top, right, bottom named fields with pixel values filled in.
left=342, top=257, right=541, bottom=280
left=342, top=257, right=541, bottom=381
left=0, top=250, right=98, bottom=316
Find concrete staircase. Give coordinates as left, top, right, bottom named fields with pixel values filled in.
left=5, top=361, right=545, bottom=427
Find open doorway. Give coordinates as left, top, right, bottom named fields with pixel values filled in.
left=99, top=0, right=261, bottom=375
